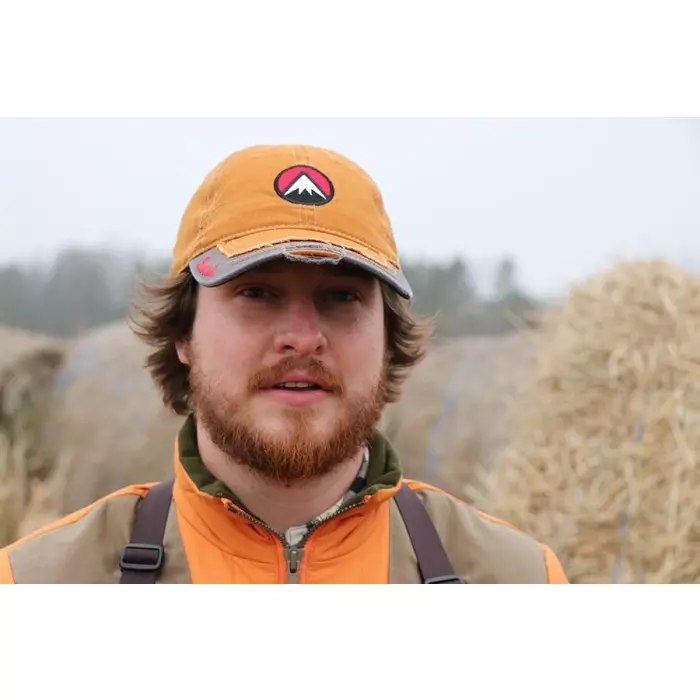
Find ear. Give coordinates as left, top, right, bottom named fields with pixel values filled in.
left=176, top=339, right=191, bottom=366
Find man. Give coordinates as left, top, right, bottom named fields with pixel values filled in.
left=0, top=144, right=568, bottom=584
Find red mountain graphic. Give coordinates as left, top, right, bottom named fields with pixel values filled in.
left=275, top=166, right=334, bottom=205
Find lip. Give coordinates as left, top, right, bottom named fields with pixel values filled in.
left=264, top=371, right=329, bottom=391
left=261, top=387, right=331, bottom=407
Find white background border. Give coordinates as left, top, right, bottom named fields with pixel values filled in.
left=2, top=0, right=700, bottom=697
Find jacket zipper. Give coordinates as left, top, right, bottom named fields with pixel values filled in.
left=225, top=501, right=364, bottom=583
left=284, top=546, right=303, bottom=584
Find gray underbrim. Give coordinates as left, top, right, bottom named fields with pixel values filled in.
left=188, top=241, right=413, bottom=299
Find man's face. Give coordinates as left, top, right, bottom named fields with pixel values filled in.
left=177, top=259, right=388, bottom=485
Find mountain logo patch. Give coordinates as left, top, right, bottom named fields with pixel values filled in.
left=274, top=165, right=335, bottom=206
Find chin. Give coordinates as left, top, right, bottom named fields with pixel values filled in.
left=257, top=413, right=335, bottom=442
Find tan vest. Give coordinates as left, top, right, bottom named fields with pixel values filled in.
left=0, top=471, right=568, bottom=584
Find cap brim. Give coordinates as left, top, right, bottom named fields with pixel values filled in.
left=189, top=239, right=413, bottom=300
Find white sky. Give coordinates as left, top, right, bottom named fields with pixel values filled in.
left=1, top=117, right=699, bottom=298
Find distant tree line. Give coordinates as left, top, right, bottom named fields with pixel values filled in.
left=0, top=246, right=542, bottom=339
left=400, top=255, right=540, bottom=337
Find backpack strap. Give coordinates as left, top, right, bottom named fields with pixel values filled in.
left=393, top=482, right=464, bottom=584
left=119, top=479, right=175, bottom=584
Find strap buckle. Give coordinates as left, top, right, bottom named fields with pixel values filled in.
left=424, top=574, right=463, bottom=584
left=119, top=543, right=164, bottom=572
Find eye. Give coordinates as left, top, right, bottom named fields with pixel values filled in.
left=326, top=289, right=360, bottom=303
left=239, top=286, right=272, bottom=299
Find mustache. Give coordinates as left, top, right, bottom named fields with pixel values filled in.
left=248, top=357, right=343, bottom=393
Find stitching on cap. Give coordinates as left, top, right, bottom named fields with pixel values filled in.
left=212, top=224, right=397, bottom=267
left=228, top=240, right=403, bottom=281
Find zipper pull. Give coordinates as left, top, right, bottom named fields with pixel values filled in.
left=284, top=546, right=304, bottom=584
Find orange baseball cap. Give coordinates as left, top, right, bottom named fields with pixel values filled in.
left=170, top=144, right=413, bottom=299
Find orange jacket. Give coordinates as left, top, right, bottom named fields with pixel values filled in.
left=0, top=416, right=568, bottom=584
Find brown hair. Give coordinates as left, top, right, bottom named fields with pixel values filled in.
left=129, top=269, right=433, bottom=415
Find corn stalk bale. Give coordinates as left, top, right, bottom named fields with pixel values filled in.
left=381, top=331, right=541, bottom=499
left=0, top=325, right=66, bottom=546
left=38, top=320, right=183, bottom=515
left=473, top=259, right=700, bottom=583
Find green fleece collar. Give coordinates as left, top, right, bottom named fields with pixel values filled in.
left=177, top=413, right=403, bottom=510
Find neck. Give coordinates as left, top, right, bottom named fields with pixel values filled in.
left=196, top=424, right=366, bottom=533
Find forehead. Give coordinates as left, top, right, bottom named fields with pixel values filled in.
left=238, top=259, right=377, bottom=282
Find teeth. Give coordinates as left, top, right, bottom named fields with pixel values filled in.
left=276, top=382, right=318, bottom=389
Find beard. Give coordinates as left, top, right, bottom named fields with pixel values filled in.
left=188, top=352, right=388, bottom=486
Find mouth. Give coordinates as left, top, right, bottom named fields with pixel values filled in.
left=269, top=381, right=327, bottom=392
left=261, top=380, right=332, bottom=407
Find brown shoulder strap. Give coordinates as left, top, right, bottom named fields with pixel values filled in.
left=119, top=479, right=175, bottom=584
left=118, top=479, right=460, bottom=584
left=393, top=482, right=464, bottom=584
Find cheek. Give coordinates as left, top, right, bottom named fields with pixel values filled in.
left=334, top=315, right=385, bottom=382
left=191, top=309, right=255, bottom=377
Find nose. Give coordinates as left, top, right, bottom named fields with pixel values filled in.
left=272, top=297, right=328, bottom=356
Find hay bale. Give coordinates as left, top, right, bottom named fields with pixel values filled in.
left=38, top=320, right=183, bottom=515
left=381, top=331, right=541, bottom=499
left=14, top=479, right=65, bottom=539
left=0, top=325, right=66, bottom=546
left=475, top=259, right=700, bottom=583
